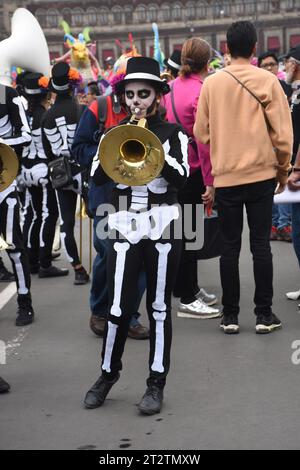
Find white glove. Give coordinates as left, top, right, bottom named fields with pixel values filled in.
left=21, top=163, right=48, bottom=187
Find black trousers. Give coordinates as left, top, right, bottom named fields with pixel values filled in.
left=23, top=182, right=58, bottom=269
left=102, top=228, right=182, bottom=388
left=0, top=190, right=32, bottom=308
left=56, top=188, right=81, bottom=267
left=173, top=170, right=205, bottom=303
left=215, top=178, right=276, bottom=317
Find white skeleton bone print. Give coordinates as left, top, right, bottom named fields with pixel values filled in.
left=43, top=117, right=77, bottom=157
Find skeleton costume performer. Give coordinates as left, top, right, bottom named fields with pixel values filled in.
left=41, top=63, right=89, bottom=284
left=84, top=57, right=189, bottom=415
left=21, top=73, right=68, bottom=278
left=0, top=82, right=35, bottom=325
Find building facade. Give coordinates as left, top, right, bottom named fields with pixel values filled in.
left=0, top=0, right=299, bottom=66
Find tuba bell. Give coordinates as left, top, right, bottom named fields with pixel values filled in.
left=98, top=116, right=164, bottom=186
left=0, top=8, right=50, bottom=85
left=0, top=141, right=19, bottom=192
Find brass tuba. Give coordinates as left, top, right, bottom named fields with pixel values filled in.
left=98, top=116, right=164, bottom=186
left=0, top=141, right=19, bottom=192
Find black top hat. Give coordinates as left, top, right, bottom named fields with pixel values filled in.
left=50, top=62, right=71, bottom=94
left=115, top=56, right=170, bottom=95
left=284, top=44, right=300, bottom=63
left=23, top=73, right=48, bottom=96
left=164, top=49, right=182, bottom=72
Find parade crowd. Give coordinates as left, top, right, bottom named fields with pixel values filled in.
left=0, top=15, right=300, bottom=416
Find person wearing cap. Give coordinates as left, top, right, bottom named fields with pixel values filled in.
left=21, top=72, right=69, bottom=279
left=84, top=56, right=189, bottom=415
left=163, top=37, right=220, bottom=320
left=0, top=74, right=35, bottom=326
left=163, top=49, right=182, bottom=81
left=284, top=45, right=300, bottom=303
left=194, top=21, right=293, bottom=334
left=103, top=56, right=115, bottom=82
left=41, top=62, right=90, bottom=285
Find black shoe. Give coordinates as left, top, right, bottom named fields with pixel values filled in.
left=0, top=377, right=10, bottom=393
left=39, top=266, right=69, bottom=278
left=84, top=373, right=120, bottom=409
left=138, top=385, right=164, bottom=415
left=220, top=314, right=239, bottom=334
left=16, top=307, right=34, bottom=326
left=256, top=313, right=282, bottom=334
left=0, top=268, right=15, bottom=282
left=74, top=267, right=89, bottom=285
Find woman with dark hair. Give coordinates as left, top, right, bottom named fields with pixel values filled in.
left=21, top=73, right=69, bottom=278
left=84, top=57, right=189, bottom=415
left=163, top=37, right=220, bottom=319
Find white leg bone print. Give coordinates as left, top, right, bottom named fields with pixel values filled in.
left=39, top=180, right=49, bottom=248
left=9, top=252, right=28, bottom=295
left=102, top=322, right=119, bottom=373
left=151, top=243, right=171, bottom=373
left=5, top=198, right=17, bottom=248
left=110, top=242, right=130, bottom=318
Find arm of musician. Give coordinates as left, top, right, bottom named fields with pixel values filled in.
left=161, top=129, right=189, bottom=189
left=72, top=105, right=99, bottom=168
left=90, top=134, right=112, bottom=186
left=4, top=86, right=31, bottom=160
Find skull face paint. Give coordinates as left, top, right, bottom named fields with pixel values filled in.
left=125, top=81, right=156, bottom=118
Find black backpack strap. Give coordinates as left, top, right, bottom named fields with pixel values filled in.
left=170, top=82, right=181, bottom=125
left=96, top=95, right=108, bottom=133
left=111, top=93, right=121, bottom=114
left=222, top=69, right=270, bottom=129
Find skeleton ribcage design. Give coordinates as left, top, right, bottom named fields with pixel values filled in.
left=44, top=117, right=77, bottom=157
left=23, top=118, right=46, bottom=160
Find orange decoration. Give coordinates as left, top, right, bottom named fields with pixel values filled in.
left=68, top=68, right=80, bottom=81
left=38, top=76, right=49, bottom=88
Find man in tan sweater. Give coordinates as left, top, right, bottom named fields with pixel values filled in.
left=194, top=21, right=293, bottom=334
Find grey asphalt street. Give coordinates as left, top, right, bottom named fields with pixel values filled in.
left=1, top=221, right=300, bottom=450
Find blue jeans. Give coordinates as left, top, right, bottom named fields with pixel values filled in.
left=90, top=214, right=146, bottom=325
left=272, top=203, right=291, bottom=230
left=291, top=203, right=300, bottom=269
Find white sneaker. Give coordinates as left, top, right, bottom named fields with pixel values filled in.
left=197, top=287, right=218, bottom=306
left=286, top=289, right=300, bottom=300
left=177, top=299, right=220, bottom=319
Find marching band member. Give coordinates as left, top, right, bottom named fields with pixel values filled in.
left=41, top=63, right=89, bottom=285
left=0, top=80, right=35, bottom=325
left=21, top=73, right=69, bottom=278
left=84, top=57, right=189, bottom=415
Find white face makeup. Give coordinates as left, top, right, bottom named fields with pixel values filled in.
left=124, top=81, right=156, bottom=118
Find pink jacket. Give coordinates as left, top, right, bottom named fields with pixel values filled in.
left=163, top=74, right=213, bottom=185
